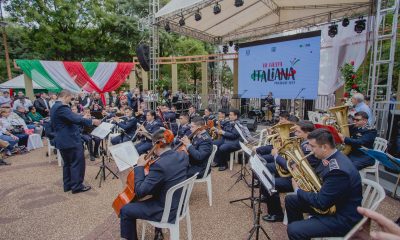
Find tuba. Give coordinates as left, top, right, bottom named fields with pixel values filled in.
left=270, top=123, right=295, bottom=177
left=323, top=105, right=352, bottom=155
left=283, top=140, right=336, bottom=215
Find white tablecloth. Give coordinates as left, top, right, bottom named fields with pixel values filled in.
left=27, top=134, right=44, bottom=151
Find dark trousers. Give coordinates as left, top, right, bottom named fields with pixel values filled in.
left=135, top=141, right=153, bottom=155
left=14, top=133, right=29, bottom=147
left=256, top=145, right=273, bottom=156
left=348, top=153, right=375, bottom=170
left=261, top=163, right=293, bottom=216
left=59, top=144, right=86, bottom=191
left=285, top=194, right=349, bottom=240
left=213, top=139, right=240, bottom=167
left=81, top=134, right=101, bottom=156
left=111, top=135, right=131, bottom=145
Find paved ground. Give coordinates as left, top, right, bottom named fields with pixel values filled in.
left=0, top=144, right=399, bottom=240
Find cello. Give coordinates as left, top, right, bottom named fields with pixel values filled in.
left=112, top=129, right=174, bottom=216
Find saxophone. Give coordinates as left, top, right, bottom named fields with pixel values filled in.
left=283, top=139, right=336, bottom=215
left=323, top=105, right=352, bottom=155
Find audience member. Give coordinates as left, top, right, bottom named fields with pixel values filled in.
left=12, top=92, right=33, bottom=111
left=0, top=91, right=11, bottom=105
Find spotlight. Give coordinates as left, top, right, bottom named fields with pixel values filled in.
left=229, top=41, right=234, bottom=47
left=234, top=0, right=244, bottom=7
left=328, top=23, right=338, bottom=38
left=179, top=15, right=185, bottom=26
left=194, top=9, right=202, bottom=21
left=213, top=2, right=221, bottom=15
left=342, top=18, right=349, bottom=27
left=164, top=22, right=171, bottom=32
left=222, top=44, right=229, bottom=54
left=354, top=17, right=366, bottom=33
left=234, top=43, right=239, bottom=52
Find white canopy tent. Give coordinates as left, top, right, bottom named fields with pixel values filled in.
left=0, top=74, right=44, bottom=89
left=155, top=0, right=372, bottom=44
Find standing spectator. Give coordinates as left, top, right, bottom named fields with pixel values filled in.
left=49, top=93, right=58, bottom=108
left=108, top=91, right=119, bottom=107
left=92, top=93, right=104, bottom=109
left=351, top=93, right=374, bottom=126
left=78, top=92, right=91, bottom=110
left=12, top=92, right=33, bottom=112
left=34, top=92, right=50, bottom=117
left=221, top=91, right=230, bottom=112
left=127, top=88, right=143, bottom=112
left=0, top=91, right=11, bottom=105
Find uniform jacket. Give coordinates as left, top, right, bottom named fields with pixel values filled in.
left=344, top=125, right=377, bottom=158
left=116, top=116, right=138, bottom=136
left=140, top=120, right=162, bottom=142
left=134, top=150, right=189, bottom=222
left=50, top=101, right=92, bottom=149
left=221, top=121, right=240, bottom=147
left=187, top=131, right=213, bottom=177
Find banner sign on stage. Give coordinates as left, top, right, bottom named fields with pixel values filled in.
left=238, top=31, right=321, bottom=99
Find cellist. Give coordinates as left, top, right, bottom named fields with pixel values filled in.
left=180, top=116, right=213, bottom=179
left=120, top=129, right=189, bottom=240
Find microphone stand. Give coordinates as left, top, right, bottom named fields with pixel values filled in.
left=289, top=88, right=305, bottom=115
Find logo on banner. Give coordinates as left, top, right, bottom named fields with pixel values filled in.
left=251, top=58, right=299, bottom=83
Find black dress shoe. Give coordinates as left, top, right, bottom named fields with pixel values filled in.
left=0, top=159, right=10, bottom=165
left=72, top=185, right=92, bottom=194
left=262, top=214, right=284, bottom=222
left=64, top=188, right=71, bottom=192
left=218, top=165, right=228, bottom=171
left=210, top=162, right=219, bottom=168
left=154, top=228, right=164, bottom=240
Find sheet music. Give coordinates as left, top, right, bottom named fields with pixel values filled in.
left=108, top=141, right=139, bottom=172
left=91, top=122, right=114, bottom=139
left=234, top=124, right=249, bottom=143
left=249, top=155, right=276, bottom=195
left=240, top=142, right=252, bottom=156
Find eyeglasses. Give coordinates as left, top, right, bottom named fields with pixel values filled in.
left=353, top=118, right=363, bottom=122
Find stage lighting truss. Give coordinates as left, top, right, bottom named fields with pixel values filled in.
left=179, top=14, right=185, bottom=26
left=354, top=17, right=366, bottom=33
left=235, top=0, right=244, bottom=7
left=194, top=9, right=202, bottom=21
left=223, top=44, right=229, bottom=54
left=328, top=23, right=338, bottom=38
left=234, top=43, right=239, bottom=52
left=342, top=18, right=349, bottom=27
left=213, top=2, right=221, bottom=15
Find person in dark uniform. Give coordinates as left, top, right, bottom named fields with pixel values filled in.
left=120, top=129, right=189, bottom=240
left=285, top=128, right=362, bottom=240
left=203, top=107, right=215, bottom=122
left=339, top=111, right=377, bottom=170
left=110, top=107, right=138, bottom=145
left=160, top=104, right=178, bottom=135
left=181, top=116, right=213, bottom=178
left=174, top=113, right=191, bottom=145
left=211, top=109, right=241, bottom=171
left=81, top=108, right=102, bottom=161
left=135, top=110, right=162, bottom=155
left=211, top=109, right=228, bottom=140
left=261, top=121, right=320, bottom=222
left=50, top=90, right=101, bottom=194
left=188, top=105, right=199, bottom=123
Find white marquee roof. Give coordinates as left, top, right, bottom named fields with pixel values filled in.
left=155, top=0, right=372, bottom=43
left=0, top=75, right=44, bottom=89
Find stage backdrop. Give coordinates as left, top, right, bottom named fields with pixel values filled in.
left=238, top=31, right=321, bottom=99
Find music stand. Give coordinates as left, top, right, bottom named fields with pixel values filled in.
left=91, top=122, right=119, bottom=187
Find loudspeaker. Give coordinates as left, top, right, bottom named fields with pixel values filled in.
left=240, top=118, right=257, bottom=131
left=136, top=44, right=150, bottom=72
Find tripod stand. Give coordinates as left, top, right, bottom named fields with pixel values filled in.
left=228, top=152, right=251, bottom=191
left=230, top=171, right=256, bottom=208
left=95, top=139, right=118, bottom=187
left=247, top=179, right=271, bottom=240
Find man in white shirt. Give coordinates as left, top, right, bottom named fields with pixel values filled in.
left=12, top=92, right=33, bottom=112
left=351, top=93, right=374, bottom=126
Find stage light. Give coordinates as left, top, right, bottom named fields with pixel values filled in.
left=328, top=23, right=338, bottom=38
left=234, top=0, right=244, bottom=7
left=179, top=15, right=185, bottom=26
left=229, top=41, right=234, bottom=47
left=194, top=9, right=202, bottom=21
left=354, top=17, right=366, bottom=33
left=234, top=43, right=239, bottom=52
left=223, top=44, right=229, bottom=54
left=213, top=2, right=221, bottom=15
left=342, top=18, right=349, bottom=27
left=165, top=22, right=171, bottom=32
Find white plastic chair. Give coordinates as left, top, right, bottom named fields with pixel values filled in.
left=308, top=111, right=318, bottom=124
left=46, top=137, right=63, bottom=167
left=141, top=173, right=198, bottom=240
left=312, top=178, right=386, bottom=240
left=194, top=145, right=217, bottom=206
left=360, top=137, right=388, bottom=183
left=257, top=129, right=269, bottom=147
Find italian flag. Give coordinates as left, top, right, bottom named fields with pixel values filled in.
left=16, top=60, right=135, bottom=104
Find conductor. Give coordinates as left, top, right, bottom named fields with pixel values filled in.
left=50, top=90, right=101, bottom=194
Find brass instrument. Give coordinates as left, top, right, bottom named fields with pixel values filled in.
left=284, top=143, right=336, bottom=215
left=323, top=105, right=352, bottom=155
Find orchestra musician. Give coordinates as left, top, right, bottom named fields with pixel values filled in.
left=180, top=116, right=213, bottom=178
left=119, top=129, right=189, bottom=240
left=134, top=110, right=163, bottom=155
left=285, top=128, right=362, bottom=239
left=110, top=107, right=138, bottom=145
left=81, top=108, right=101, bottom=161
left=203, top=107, right=215, bottom=122
left=261, top=121, right=320, bottom=222
left=188, top=105, right=199, bottom=123
left=338, top=111, right=377, bottom=170
left=159, top=103, right=178, bottom=135
left=211, top=109, right=241, bottom=171
left=174, top=113, right=191, bottom=145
